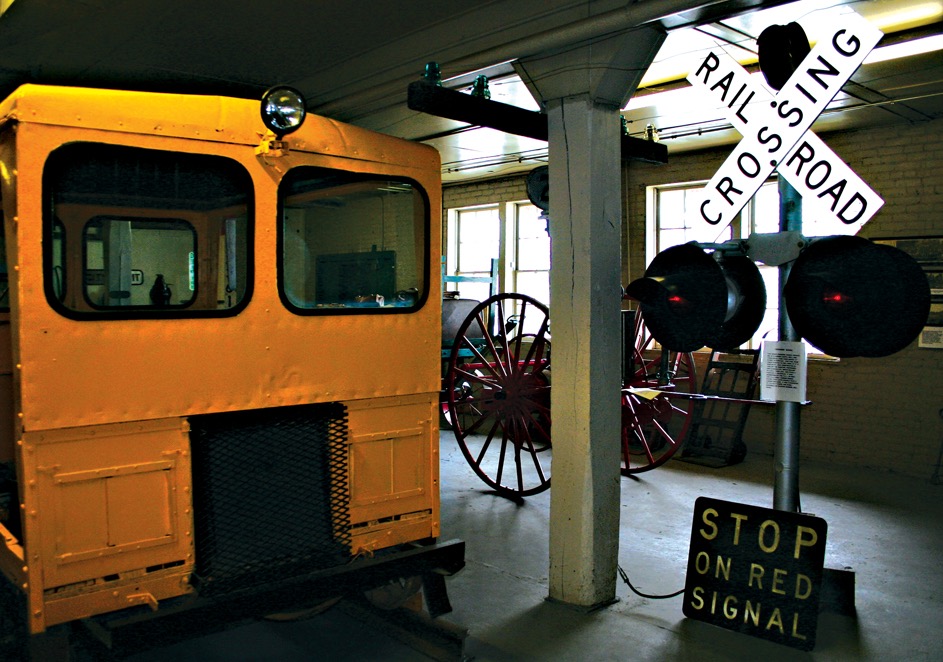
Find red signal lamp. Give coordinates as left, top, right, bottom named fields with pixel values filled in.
left=822, top=290, right=849, bottom=305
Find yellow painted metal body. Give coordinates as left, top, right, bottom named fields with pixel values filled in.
left=0, top=85, right=443, bottom=633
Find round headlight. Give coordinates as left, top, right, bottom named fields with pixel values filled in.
left=260, top=86, right=307, bottom=138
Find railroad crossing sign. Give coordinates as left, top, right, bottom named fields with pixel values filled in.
left=687, top=12, right=884, bottom=234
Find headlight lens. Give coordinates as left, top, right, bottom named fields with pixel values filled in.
left=260, top=86, right=307, bottom=137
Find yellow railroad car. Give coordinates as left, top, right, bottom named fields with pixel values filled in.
left=0, top=83, right=462, bottom=655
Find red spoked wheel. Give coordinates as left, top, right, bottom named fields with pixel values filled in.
left=445, top=293, right=551, bottom=497
left=621, top=308, right=697, bottom=475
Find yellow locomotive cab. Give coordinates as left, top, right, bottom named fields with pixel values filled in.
left=0, top=84, right=461, bottom=646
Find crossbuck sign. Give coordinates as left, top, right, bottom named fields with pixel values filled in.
left=687, top=12, right=884, bottom=233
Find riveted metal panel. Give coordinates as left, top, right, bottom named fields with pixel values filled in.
left=4, top=90, right=441, bottom=431
left=347, top=394, right=439, bottom=556
left=26, top=419, right=194, bottom=591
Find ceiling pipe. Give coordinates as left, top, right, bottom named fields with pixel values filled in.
left=313, top=0, right=744, bottom=121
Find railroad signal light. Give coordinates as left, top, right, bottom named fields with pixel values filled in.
left=713, top=253, right=768, bottom=351
left=625, top=243, right=766, bottom=353
left=627, top=235, right=930, bottom=359
left=783, top=235, right=931, bottom=358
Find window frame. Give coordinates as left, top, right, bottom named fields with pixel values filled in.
left=42, top=141, right=255, bottom=321
left=445, top=204, right=502, bottom=302
left=646, top=178, right=779, bottom=351
left=510, top=201, right=550, bottom=307
left=444, top=200, right=549, bottom=309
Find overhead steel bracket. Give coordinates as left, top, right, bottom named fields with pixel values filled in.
left=407, top=79, right=667, bottom=164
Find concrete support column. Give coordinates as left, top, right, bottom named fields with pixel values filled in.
left=516, top=23, right=665, bottom=609
left=546, top=94, right=624, bottom=607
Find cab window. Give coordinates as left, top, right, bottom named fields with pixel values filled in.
left=44, top=143, right=252, bottom=318
left=278, top=168, right=428, bottom=313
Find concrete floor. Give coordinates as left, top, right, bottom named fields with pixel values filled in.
left=122, top=432, right=943, bottom=661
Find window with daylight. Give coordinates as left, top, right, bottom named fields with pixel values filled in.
left=445, top=201, right=549, bottom=334
left=446, top=205, right=500, bottom=304
left=512, top=202, right=550, bottom=311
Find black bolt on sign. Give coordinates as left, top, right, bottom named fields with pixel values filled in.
left=683, top=497, right=828, bottom=651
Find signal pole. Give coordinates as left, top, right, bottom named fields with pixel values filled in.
left=774, top=178, right=803, bottom=512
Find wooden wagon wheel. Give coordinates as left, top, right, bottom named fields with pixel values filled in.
left=621, top=308, right=697, bottom=475
left=445, top=293, right=551, bottom=497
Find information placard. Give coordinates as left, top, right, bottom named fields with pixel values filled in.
left=760, top=341, right=807, bottom=403
left=683, top=497, right=828, bottom=651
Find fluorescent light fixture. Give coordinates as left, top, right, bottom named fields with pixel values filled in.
left=865, top=33, right=943, bottom=64
left=866, top=2, right=943, bottom=33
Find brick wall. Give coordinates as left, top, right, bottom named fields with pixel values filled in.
left=443, top=118, right=943, bottom=479
left=443, top=175, right=530, bottom=209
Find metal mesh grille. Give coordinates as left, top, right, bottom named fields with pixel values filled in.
left=189, top=402, right=351, bottom=595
